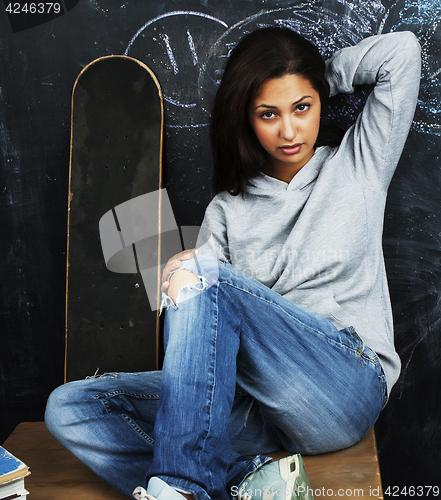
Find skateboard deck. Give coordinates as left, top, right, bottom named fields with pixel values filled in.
left=65, top=55, right=163, bottom=382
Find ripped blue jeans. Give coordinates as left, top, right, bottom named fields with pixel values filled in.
left=45, top=254, right=387, bottom=500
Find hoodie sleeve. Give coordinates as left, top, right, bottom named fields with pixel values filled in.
left=196, top=193, right=231, bottom=262
left=325, top=31, right=421, bottom=191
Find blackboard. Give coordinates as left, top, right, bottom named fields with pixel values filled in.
left=0, top=0, right=440, bottom=490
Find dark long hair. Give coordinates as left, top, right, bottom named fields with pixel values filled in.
left=210, top=27, right=340, bottom=195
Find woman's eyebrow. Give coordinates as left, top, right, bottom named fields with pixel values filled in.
left=293, top=95, right=313, bottom=104
left=254, top=95, right=313, bottom=110
left=254, top=104, right=277, bottom=110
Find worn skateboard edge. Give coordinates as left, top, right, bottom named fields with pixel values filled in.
left=64, top=55, right=165, bottom=383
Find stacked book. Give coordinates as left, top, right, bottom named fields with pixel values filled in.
left=0, top=446, right=30, bottom=500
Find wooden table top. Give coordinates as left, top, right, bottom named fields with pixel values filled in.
left=4, top=422, right=383, bottom=499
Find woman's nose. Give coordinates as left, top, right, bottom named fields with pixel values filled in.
left=280, top=117, right=296, bottom=141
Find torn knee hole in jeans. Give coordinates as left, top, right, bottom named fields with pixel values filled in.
left=160, top=275, right=209, bottom=313
left=85, top=369, right=119, bottom=379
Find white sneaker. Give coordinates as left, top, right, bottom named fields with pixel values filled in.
left=237, top=454, right=314, bottom=499
left=133, top=477, right=187, bottom=500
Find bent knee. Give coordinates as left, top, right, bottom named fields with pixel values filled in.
left=45, top=381, right=89, bottom=437
left=167, top=270, right=199, bottom=304
left=45, top=386, right=67, bottom=439
left=161, top=254, right=220, bottom=311
left=45, top=383, right=72, bottom=423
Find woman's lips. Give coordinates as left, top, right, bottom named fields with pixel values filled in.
left=280, top=144, right=302, bottom=155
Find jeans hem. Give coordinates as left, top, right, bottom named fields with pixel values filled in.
left=157, top=455, right=273, bottom=500
left=227, top=455, right=273, bottom=495
left=156, top=475, right=210, bottom=500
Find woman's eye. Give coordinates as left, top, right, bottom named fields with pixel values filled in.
left=296, top=103, right=310, bottom=112
left=261, top=111, right=275, bottom=119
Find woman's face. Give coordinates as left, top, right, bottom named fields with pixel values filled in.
left=248, top=73, right=321, bottom=183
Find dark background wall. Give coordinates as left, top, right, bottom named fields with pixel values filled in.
left=1, top=0, right=440, bottom=492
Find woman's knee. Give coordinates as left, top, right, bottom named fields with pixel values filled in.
left=171, top=254, right=220, bottom=286
left=162, top=254, right=221, bottom=309
left=167, top=269, right=199, bottom=304
left=45, top=380, right=90, bottom=438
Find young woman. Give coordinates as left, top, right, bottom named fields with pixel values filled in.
left=45, top=27, right=421, bottom=500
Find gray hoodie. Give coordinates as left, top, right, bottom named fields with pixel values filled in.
left=199, top=31, right=421, bottom=395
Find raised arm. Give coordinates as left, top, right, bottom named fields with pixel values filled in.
left=326, top=31, right=421, bottom=190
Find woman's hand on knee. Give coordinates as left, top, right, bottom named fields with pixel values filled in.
left=161, top=249, right=199, bottom=293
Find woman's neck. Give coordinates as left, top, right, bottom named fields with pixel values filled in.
left=263, top=149, right=315, bottom=183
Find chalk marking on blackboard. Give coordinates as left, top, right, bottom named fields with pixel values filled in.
left=166, top=123, right=208, bottom=129
left=125, top=11, right=228, bottom=116
left=160, top=33, right=179, bottom=75
left=428, top=68, right=441, bottom=80
left=376, top=9, right=388, bottom=34
left=197, top=0, right=375, bottom=91
left=381, top=0, right=441, bottom=135
left=92, top=0, right=109, bottom=15
left=125, top=11, right=228, bottom=56
left=197, top=6, right=304, bottom=89
left=412, top=123, right=441, bottom=136
left=398, top=317, right=441, bottom=399
left=419, top=16, right=441, bottom=66
left=187, top=30, right=199, bottom=66
left=164, top=96, right=196, bottom=108
left=393, top=0, right=441, bottom=30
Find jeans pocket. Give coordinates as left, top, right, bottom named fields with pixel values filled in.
left=345, top=326, right=388, bottom=407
